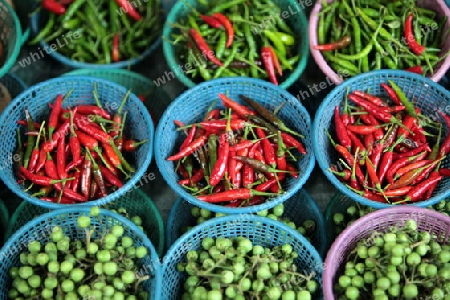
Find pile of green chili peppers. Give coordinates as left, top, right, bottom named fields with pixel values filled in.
left=31, top=0, right=162, bottom=64
left=170, top=0, right=301, bottom=82
left=317, top=0, right=450, bottom=76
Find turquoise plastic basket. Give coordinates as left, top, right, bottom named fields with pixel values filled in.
left=0, top=198, right=8, bottom=248
left=61, top=69, right=172, bottom=124
left=162, top=0, right=309, bottom=89
left=29, top=10, right=161, bottom=69
left=161, top=215, right=323, bottom=299
left=0, top=207, right=162, bottom=299
left=0, top=0, right=23, bottom=78
left=313, top=70, right=450, bottom=209
left=13, top=0, right=36, bottom=42
left=166, top=189, right=328, bottom=257
left=0, top=77, right=154, bottom=209
left=155, top=77, right=315, bottom=215
left=323, top=206, right=450, bottom=300
left=4, top=189, right=165, bottom=256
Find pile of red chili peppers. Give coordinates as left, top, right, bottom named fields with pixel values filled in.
left=14, top=89, right=146, bottom=204
left=328, top=80, right=450, bottom=204
left=167, top=94, right=306, bottom=207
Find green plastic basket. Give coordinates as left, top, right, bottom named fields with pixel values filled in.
left=4, top=189, right=165, bottom=257
left=0, top=0, right=24, bottom=77
left=162, top=0, right=309, bottom=89
left=0, top=198, right=9, bottom=247
left=62, top=69, right=172, bottom=124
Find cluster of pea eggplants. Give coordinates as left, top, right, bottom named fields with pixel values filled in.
left=177, top=237, right=319, bottom=300
left=335, top=219, right=450, bottom=299
left=6, top=208, right=150, bottom=300
left=332, top=200, right=450, bottom=237
left=183, top=203, right=317, bottom=243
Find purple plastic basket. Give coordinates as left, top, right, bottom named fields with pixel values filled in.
left=309, top=0, right=450, bottom=84
left=323, top=206, right=450, bottom=299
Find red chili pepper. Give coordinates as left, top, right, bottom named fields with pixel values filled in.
left=64, top=157, right=83, bottom=173
left=381, top=186, right=412, bottom=198
left=268, top=47, right=282, bottom=76
left=393, top=143, right=431, bottom=160
left=68, top=109, right=81, bottom=164
left=53, top=181, right=88, bottom=202
left=179, top=169, right=204, bottom=186
left=102, top=142, right=126, bottom=175
left=256, top=128, right=276, bottom=167
left=17, top=120, right=41, bottom=129
left=285, top=163, right=298, bottom=178
left=347, top=124, right=382, bottom=135
left=280, top=132, right=307, bottom=154
left=48, top=94, right=63, bottom=140
left=228, top=150, right=238, bottom=187
left=405, top=65, right=423, bottom=74
left=71, top=105, right=111, bottom=120
left=218, top=94, right=256, bottom=119
left=424, top=171, right=441, bottom=199
left=235, top=147, right=248, bottom=173
left=44, top=152, right=58, bottom=180
left=439, top=168, right=450, bottom=177
left=42, top=0, right=66, bottom=15
left=398, top=175, right=443, bottom=203
left=99, top=164, right=123, bottom=188
left=179, top=125, right=196, bottom=151
left=255, top=179, right=277, bottom=192
left=346, top=184, right=386, bottom=202
left=189, top=29, right=223, bottom=66
left=35, top=146, right=47, bottom=173
left=115, top=0, right=142, bottom=21
left=209, top=132, right=230, bottom=187
left=363, top=133, right=374, bottom=156
left=365, top=157, right=382, bottom=190
left=353, top=91, right=388, bottom=107
left=56, top=136, right=67, bottom=180
left=200, top=14, right=221, bottom=28
left=197, top=188, right=276, bottom=203
left=254, top=148, right=267, bottom=166
left=335, top=144, right=365, bottom=185
left=314, top=36, right=352, bottom=51
left=89, top=180, right=98, bottom=200
left=123, top=139, right=147, bottom=152
left=71, top=169, right=81, bottom=192
left=229, top=140, right=258, bottom=152
left=167, top=135, right=208, bottom=161
left=20, top=166, right=66, bottom=186
left=28, top=122, right=45, bottom=173
left=334, top=106, right=351, bottom=150
left=411, top=125, right=427, bottom=145
left=75, top=130, right=98, bottom=151
left=347, top=130, right=366, bottom=155
left=405, top=13, right=425, bottom=56
left=199, top=119, right=246, bottom=131
left=377, top=140, right=399, bottom=184
left=395, top=159, right=432, bottom=178
left=412, top=162, right=437, bottom=185
left=359, top=113, right=384, bottom=140
left=261, top=46, right=278, bottom=85
left=74, top=118, right=112, bottom=144
left=396, top=115, right=416, bottom=140
left=347, top=94, right=397, bottom=124
left=211, top=13, right=234, bottom=48
left=112, top=33, right=120, bottom=62
left=43, top=120, right=70, bottom=152
left=386, top=151, right=427, bottom=184
left=330, top=168, right=351, bottom=181
left=80, top=157, right=92, bottom=198
left=380, top=83, right=401, bottom=105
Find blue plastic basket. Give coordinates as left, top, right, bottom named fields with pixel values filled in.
left=166, top=189, right=328, bottom=257
left=313, top=70, right=450, bottom=209
left=155, top=77, right=315, bottom=215
left=29, top=10, right=161, bottom=69
left=162, top=0, right=309, bottom=90
left=161, top=214, right=324, bottom=299
left=0, top=207, right=162, bottom=299
left=0, top=76, right=154, bottom=209
left=4, top=189, right=165, bottom=257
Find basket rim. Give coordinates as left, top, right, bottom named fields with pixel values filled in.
left=0, top=76, right=154, bottom=210
left=0, top=0, right=23, bottom=78
left=61, top=68, right=153, bottom=85
left=313, top=69, right=450, bottom=209
left=166, top=189, right=328, bottom=257
left=162, top=214, right=323, bottom=272
left=154, top=77, right=315, bottom=215
left=161, top=0, right=309, bottom=89
left=29, top=11, right=161, bottom=69
left=323, top=206, right=450, bottom=298
left=308, top=0, right=450, bottom=84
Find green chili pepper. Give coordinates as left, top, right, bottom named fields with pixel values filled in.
left=388, top=80, right=418, bottom=118
left=210, top=0, right=248, bottom=13
left=23, top=109, right=36, bottom=169
left=263, top=30, right=286, bottom=57
left=336, top=42, right=373, bottom=60
left=272, top=47, right=293, bottom=71
left=287, top=54, right=300, bottom=66
left=215, top=31, right=227, bottom=59
left=342, top=0, right=361, bottom=53
left=29, top=13, right=55, bottom=45
left=62, top=0, right=87, bottom=24
left=359, top=7, right=378, bottom=17
left=208, top=134, right=217, bottom=174
left=214, top=43, right=239, bottom=78
left=324, top=52, right=359, bottom=73
left=375, top=52, right=382, bottom=70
